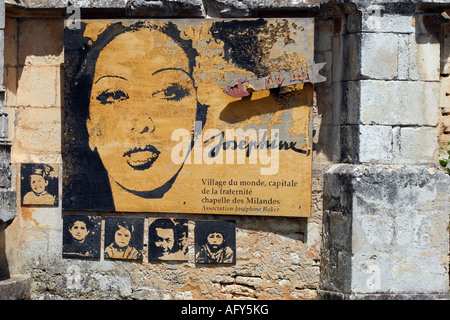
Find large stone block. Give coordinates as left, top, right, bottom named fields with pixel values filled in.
left=4, top=18, right=17, bottom=69
left=0, top=275, right=31, bottom=300
left=339, top=125, right=394, bottom=164
left=17, top=19, right=63, bottom=67
left=396, top=127, right=439, bottom=164
left=345, top=80, right=440, bottom=126
left=358, top=125, right=393, bottom=163
left=321, top=164, right=450, bottom=297
left=360, top=33, right=399, bottom=80
left=361, top=12, right=415, bottom=33
left=12, top=107, right=61, bottom=156
left=16, top=66, right=59, bottom=107
left=344, top=16, right=439, bottom=82
left=408, top=34, right=440, bottom=82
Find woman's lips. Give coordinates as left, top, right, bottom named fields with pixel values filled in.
left=123, top=145, right=160, bottom=170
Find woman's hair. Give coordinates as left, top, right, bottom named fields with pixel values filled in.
left=63, top=21, right=206, bottom=211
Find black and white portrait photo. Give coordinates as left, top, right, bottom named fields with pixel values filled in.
left=21, top=163, right=59, bottom=206
left=195, top=220, right=236, bottom=264
left=148, top=218, right=189, bottom=261
left=104, top=217, right=144, bottom=261
left=62, top=215, right=101, bottom=259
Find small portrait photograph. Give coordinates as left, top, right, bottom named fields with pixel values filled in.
left=195, top=220, right=236, bottom=264
left=62, top=215, right=101, bottom=259
left=148, top=218, right=188, bottom=261
left=104, top=217, right=144, bottom=261
left=21, top=163, right=59, bottom=206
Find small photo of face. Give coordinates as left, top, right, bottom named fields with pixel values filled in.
left=148, top=218, right=188, bottom=261
left=62, top=215, right=101, bottom=259
left=195, top=220, right=236, bottom=264
left=104, top=217, right=144, bottom=261
left=21, top=163, right=59, bottom=206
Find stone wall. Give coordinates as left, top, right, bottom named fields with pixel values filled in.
left=1, top=0, right=449, bottom=300
left=2, top=8, right=329, bottom=300
left=319, top=2, right=450, bottom=299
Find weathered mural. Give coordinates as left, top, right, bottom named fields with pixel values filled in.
left=63, top=18, right=322, bottom=217
left=104, top=216, right=144, bottom=260
left=62, top=215, right=102, bottom=259
left=148, top=218, right=189, bottom=261
left=21, top=163, right=59, bottom=206
left=195, top=220, right=236, bottom=264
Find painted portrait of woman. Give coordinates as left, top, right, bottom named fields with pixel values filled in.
left=63, top=21, right=207, bottom=211
left=64, top=18, right=316, bottom=217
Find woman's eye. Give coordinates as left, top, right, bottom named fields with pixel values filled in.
left=96, top=89, right=129, bottom=105
left=152, top=83, right=191, bottom=102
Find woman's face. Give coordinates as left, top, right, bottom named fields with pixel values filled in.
left=114, top=226, right=131, bottom=248
left=87, top=28, right=197, bottom=194
left=30, top=174, right=48, bottom=195
left=69, top=221, right=90, bottom=241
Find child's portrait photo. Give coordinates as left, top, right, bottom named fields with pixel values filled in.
left=21, top=163, right=59, bottom=206
left=104, top=217, right=144, bottom=261
left=195, top=220, right=236, bottom=264
left=148, top=218, right=188, bottom=261
left=62, top=215, right=101, bottom=259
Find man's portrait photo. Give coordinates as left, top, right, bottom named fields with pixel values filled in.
left=148, top=218, right=189, bottom=261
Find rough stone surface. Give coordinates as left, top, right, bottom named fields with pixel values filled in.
left=0, top=142, right=11, bottom=187
left=358, top=125, right=393, bottom=163
left=0, top=189, right=15, bottom=231
left=0, top=275, right=31, bottom=299
left=355, top=81, right=440, bottom=127
left=13, top=0, right=327, bottom=10
left=318, top=290, right=450, bottom=300
left=396, top=127, right=439, bottom=163
left=321, top=164, right=450, bottom=296
left=408, top=33, right=440, bottom=82
left=360, top=33, right=399, bottom=80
